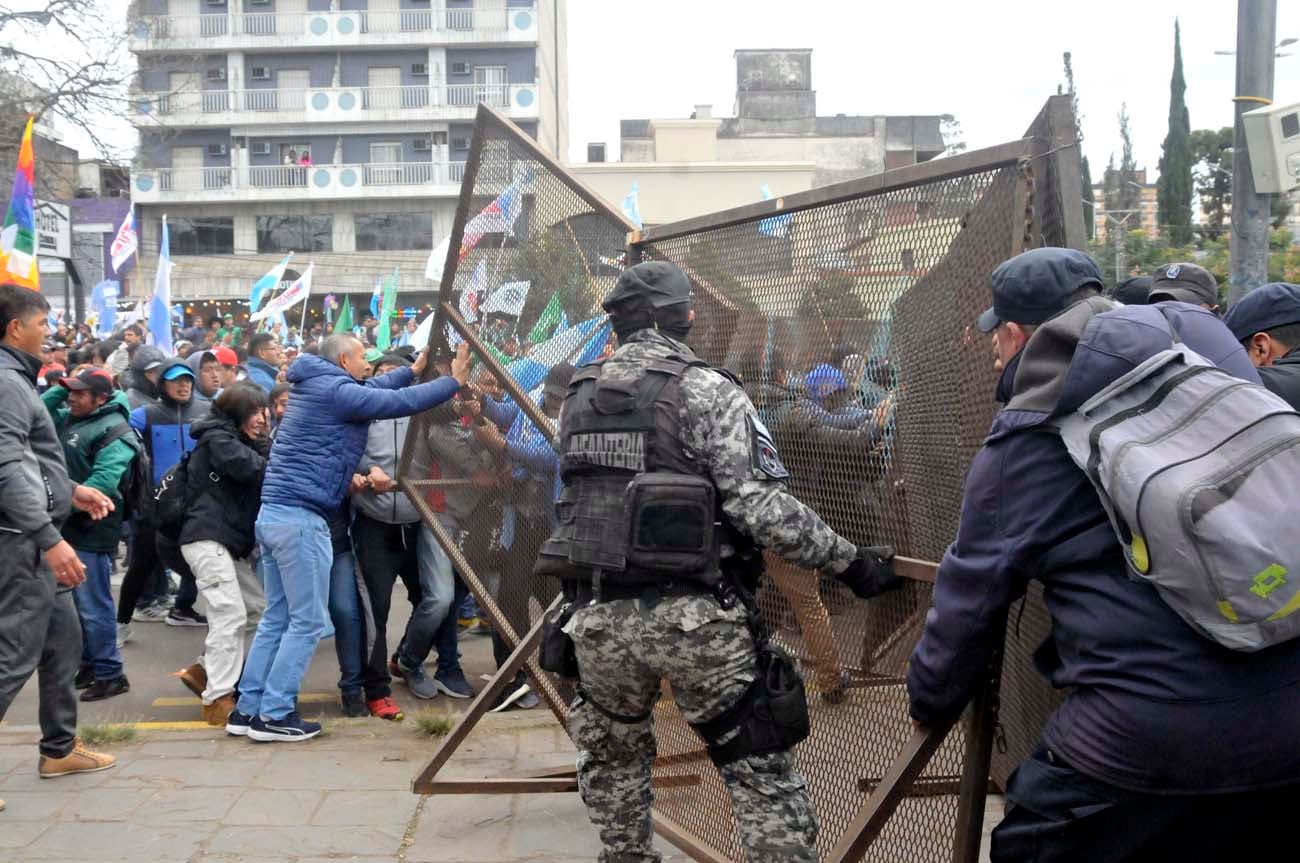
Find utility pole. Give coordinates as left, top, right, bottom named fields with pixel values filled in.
left=1228, top=0, right=1277, bottom=305
left=1106, top=211, right=1138, bottom=285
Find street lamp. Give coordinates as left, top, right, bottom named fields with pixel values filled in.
left=1215, top=35, right=1297, bottom=56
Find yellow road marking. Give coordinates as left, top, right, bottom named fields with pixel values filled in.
left=151, top=692, right=337, bottom=708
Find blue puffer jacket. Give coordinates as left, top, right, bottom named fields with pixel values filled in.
left=908, top=299, right=1300, bottom=794
left=260, top=353, right=459, bottom=517
left=129, top=359, right=210, bottom=485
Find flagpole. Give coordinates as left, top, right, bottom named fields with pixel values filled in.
left=298, top=265, right=311, bottom=337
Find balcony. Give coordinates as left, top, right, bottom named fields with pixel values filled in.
left=128, top=5, right=539, bottom=52
left=131, top=82, right=538, bottom=128
left=131, top=161, right=467, bottom=203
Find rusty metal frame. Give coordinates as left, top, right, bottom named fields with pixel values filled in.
left=403, top=95, right=1086, bottom=863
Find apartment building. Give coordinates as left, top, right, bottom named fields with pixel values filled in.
left=126, top=0, right=567, bottom=304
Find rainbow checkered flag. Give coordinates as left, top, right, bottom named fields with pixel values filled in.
left=0, top=117, right=39, bottom=290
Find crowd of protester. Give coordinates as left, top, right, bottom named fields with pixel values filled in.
left=2, top=296, right=579, bottom=754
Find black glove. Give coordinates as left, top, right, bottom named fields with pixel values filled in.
left=836, top=545, right=902, bottom=599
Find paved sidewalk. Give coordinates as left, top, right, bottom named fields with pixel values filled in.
left=0, top=708, right=692, bottom=863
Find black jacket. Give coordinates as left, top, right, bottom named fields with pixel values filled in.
left=178, top=409, right=269, bottom=559
left=1259, top=347, right=1300, bottom=410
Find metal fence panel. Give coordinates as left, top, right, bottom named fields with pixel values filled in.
left=407, top=97, right=1084, bottom=863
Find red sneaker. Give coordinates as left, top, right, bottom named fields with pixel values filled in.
left=367, top=696, right=404, bottom=721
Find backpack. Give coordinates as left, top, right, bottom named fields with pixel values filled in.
left=1057, top=345, right=1300, bottom=652
left=90, top=423, right=152, bottom=524
left=152, top=451, right=195, bottom=540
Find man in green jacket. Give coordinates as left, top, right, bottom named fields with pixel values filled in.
left=44, top=369, right=138, bottom=702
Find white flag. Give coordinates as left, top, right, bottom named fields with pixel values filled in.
left=425, top=236, right=450, bottom=284
left=481, top=280, right=531, bottom=317
left=251, top=264, right=313, bottom=322
left=110, top=207, right=138, bottom=274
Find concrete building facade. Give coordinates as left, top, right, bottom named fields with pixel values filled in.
left=617, top=49, right=945, bottom=190
left=1091, top=167, right=1159, bottom=241
left=125, top=0, right=567, bottom=304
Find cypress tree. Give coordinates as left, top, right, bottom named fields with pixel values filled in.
left=1158, top=20, right=1194, bottom=245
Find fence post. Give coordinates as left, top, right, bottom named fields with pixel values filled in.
left=950, top=644, right=1007, bottom=863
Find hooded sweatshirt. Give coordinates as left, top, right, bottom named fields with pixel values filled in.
left=129, top=358, right=210, bottom=485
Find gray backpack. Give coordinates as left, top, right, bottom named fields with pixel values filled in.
left=1058, top=346, right=1300, bottom=652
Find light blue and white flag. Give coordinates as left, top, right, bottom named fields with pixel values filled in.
left=481, top=280, right=531, bottom=317
left=251, top=252, right=292, bottom=315
left=503, top=315, right=610, bottom=392
left=759, top=184, right=792, bottom=239
left=148, top=215, right=174, bottom=355
left=90, top=279, right=119, bottom=336
left=622, top=182, right=643, bottom=229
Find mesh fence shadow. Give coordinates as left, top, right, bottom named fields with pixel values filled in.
left=405, top=98, right=1082, bottom=862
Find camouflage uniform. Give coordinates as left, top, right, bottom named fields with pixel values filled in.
left=563, top=330, right=857, bottom=863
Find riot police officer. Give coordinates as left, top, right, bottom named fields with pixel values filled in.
left=536, top=261, right=899, bottom=863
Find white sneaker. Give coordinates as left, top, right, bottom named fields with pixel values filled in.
left=115, top=622, right=133, bottom=648
left=133, top=600, right=170, bottom=622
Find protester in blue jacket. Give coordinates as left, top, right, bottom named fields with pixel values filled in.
left=907, top=248, right=1300, bottom=863
left=244, top=333, right=282, bottom=393
left=229, top=334, right=470, bottom=743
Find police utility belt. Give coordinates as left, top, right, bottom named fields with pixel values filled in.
left=534, top=353, right=810, bottom=764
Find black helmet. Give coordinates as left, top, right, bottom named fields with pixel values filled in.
left=602, top=261, right=692, bottom=313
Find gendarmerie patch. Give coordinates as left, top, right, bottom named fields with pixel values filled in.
left=566, top=431, right=647, bottom=472
left=748, top=414, right=789, bottom=480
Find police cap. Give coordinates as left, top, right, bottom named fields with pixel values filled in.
left=603, top=261, right=692, bottom=313
left=976, top=248, right=1104, bottom=333
left=1223, top=282, right=1300, bottom=342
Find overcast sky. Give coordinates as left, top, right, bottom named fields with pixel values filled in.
left=565, top=0, right=1300, bottom=179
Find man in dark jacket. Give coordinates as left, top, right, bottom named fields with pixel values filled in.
left=229, top=335, right=469, bottom=742
left=124, top=344, right=164, bottom=410
left=0, top=285, right=118, bottom=795
left=908, top=249, right=1300, bottom=862
left=43, top=369, right=138, bottom=702
left=1223, top=281, right=1300, bottom=409
left=245, top=333, right=282, bottom=393
left=118, top=359, right=210, bottom=632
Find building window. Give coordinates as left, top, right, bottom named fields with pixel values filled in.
left=256, top=215, right=333, bottom=254
left=167, top=217, right=235, bottom=255
left=355, top=213, right=433, bottom=252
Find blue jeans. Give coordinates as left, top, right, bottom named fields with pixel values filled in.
left=328, top=550, right=364, bottom=697
left=433, top=576, right=468, bottom=676
left=72, top=550, right=122, bottom=680
left=237, top=503, right=333, bottom=721
left=398, top=516, right=458, bottom=669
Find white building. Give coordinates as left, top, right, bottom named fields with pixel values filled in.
left=125, top=0, right=568, bottom=309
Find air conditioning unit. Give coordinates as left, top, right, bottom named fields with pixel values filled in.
left=204, top=0, right=224, bottom=6
left=251, top=142, right=272, bottom=156
left=413, top=138, right=431, bottom=152
left=452, top=136, right=470, bottom=150
left=450, top=62, right=470, bottom=76
left=206, top=67, right=227, bottom=82
left=250, top=66, right=271, bottom=81
left=411, top=63, right=428, bottom=77
left=207, top=143, right=228, bottom=157
left=248, top=0, right=270, bottom=5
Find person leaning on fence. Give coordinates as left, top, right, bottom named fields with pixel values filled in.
left=535, top=261, right=901, bottom=863
left=226, top=334, right=471, bottom=743
left=1223, top=281, right=1300, bottom=410
left=906, top=247, right=1300, bottom=863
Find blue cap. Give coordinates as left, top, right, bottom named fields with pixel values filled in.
left=161, top=364, right=196, bottom=382
left=805, top=364, right=847, bottom=401
left=976, top=248, right=1105, bottom=333
left=1223, top=282, right=1300, bottom=342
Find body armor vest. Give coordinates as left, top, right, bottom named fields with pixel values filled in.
left=534, top=353, right=724, bottom=589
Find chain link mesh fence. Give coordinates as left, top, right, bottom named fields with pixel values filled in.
left=407, top=99, right=1083, bottom=862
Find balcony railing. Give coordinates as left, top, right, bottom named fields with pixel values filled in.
left=130, top=4, right=518, bottom=45
left=145, top=162, right=466, bottom=196
left=134, top=83, right=529, bottom=119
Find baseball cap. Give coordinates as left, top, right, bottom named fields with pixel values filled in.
left=130, top=345, right=166, bottom=373
left=375, top=352, right=410, bottom=369
left=603, top=261, right=692, bottom=312
left=1223, top=282, right=1300, bottom=342
left=1148, top=262, right=1219, bottom=307
left=977, top=248, right=1105, bottom=333
left=364, top=347, right=384, bottom=363
left=161, top=364, right=196, bottom=382
left=1109, top=275, right=1153, bottom=306
left=64, top=368, right=116, bottom=398
left=806, top=363, right=847, bottom=400
left=212, top=346, right=238, bottom=367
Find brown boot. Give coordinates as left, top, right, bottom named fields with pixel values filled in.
left=172, top=663, right=207, bottom=698
left=38, top=739, right=117, bottom=779
left=201, top=694, right=237, bottom=726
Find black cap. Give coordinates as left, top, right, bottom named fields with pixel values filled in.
left=976, top=248, right=1104, bottom=333
left=375, top=352, right=411, bottom=368
left=1148, top=262, right=1219, bottom=307
left=64, top=368, right=116, bottom=398
left=1223, top=282, right=1300, bottom=342
left=603, top=261, right=692, bottom=312
left=1109, top=275, right=1153, bottom=306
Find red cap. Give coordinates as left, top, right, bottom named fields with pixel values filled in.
left=212, top=346, right=238, bottom=367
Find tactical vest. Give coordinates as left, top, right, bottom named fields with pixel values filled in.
left=534, top=354, right=724, bottom=590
